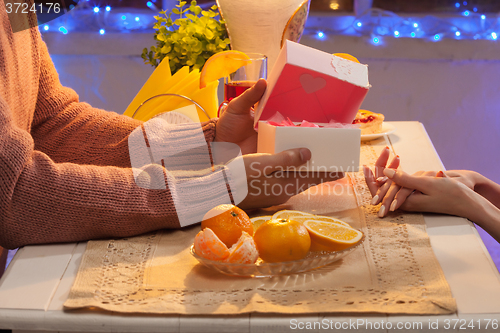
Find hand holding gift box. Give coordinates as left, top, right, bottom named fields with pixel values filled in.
left=255, top=41, right=371, bottom=172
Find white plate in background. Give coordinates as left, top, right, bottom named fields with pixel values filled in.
left=360, top=123, right=396, bottom=142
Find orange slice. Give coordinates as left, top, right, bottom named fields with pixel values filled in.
left=304, top=220, right=363, bottom=251
left=290, top=215, right=351, bottom=227
left=271, top=210, right=313, bottom=221
left=226, top=231, right=259, bottom=264
left=333, top=53, right=360, bottom=63
left=199, top=50, right=251, bottom=88
left=250, top=216, right=272, bottom=234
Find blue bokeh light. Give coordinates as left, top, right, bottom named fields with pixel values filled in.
left=99, top=29, right=105, bottom=35
left=93, top=6, right=99, bottom=13
left=317, top=31, right=325, bottom=39
left=105, top=6, right=111, bottom=11
left=59, top=26, right=68, bottom=34
left=394, top=30, right=400, bottom=37
left=492, top=32, right=498, bottom=40
left=43, top=25, right=49, bottom=31
left=147, top=1, right=153, bottom=7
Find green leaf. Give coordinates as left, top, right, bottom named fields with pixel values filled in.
left=204, top=29, right=214, bottom=40
left=161, top=45, right=172, bottom=54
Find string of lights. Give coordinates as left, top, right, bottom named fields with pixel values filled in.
left=39, top=0, right=160, bottom=34
left=40, top=0, right=500, bottom=44
left=308, top=1, right=500, bottom=44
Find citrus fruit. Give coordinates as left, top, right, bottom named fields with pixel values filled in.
left=304, top=220, right=363, bottom=251
left=253, top=219, right=311, bottom=263
left=333, top=53, right=360, bottom=63
left=199, top=50, right=251, bottom=88
left=289, top=215, right=351, bottom=227
left=201, top=204, right=253, bottom=248
left=194, top=227, right=230, bottom=261
left=226, top=231, right=259, bottom=264
left=271, top=210, right=313, bottom=221
left=250, top=216, right=272, bottom=233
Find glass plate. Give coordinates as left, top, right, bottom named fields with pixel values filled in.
left=190, top=234, right=364, bottom=278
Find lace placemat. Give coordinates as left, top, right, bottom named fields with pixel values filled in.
left=64, top=141, right=457, bottom=315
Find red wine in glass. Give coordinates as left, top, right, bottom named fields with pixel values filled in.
left=224, top=80, right=255, bottom=100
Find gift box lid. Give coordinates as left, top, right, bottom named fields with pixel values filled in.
left=254, top=40, right=370, bottom=128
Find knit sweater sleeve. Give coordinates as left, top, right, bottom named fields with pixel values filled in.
left=30, top=38, right=217, bottom=167
left=0, top=28, right=234, bottom=249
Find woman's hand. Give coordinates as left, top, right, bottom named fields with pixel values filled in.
left=382, top=168, right=481, bottom=219
left=444, top=170, right=481, bottom=190
left=214, top=79, right=266, bottom=155
left=238, top=148, right=344, bottom=209
left=363, top=146, right=400, bottom=217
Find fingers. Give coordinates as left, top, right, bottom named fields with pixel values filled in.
left=225, top=79, right=267, bottom=115
left=436, top=171, right=448, bottom=178
left=390, top=187, right=415, bottom=211
left=246, top=148, right=311, bottom=176
left=378, top=181, right=402, bottom=217
left=374, top=154, right=399, bottom=186
left=363, top=165, right=379, bottom=197
left=387, top=155, right=400, bottom=169
left=374, top=146, right=391, bottom=178
left=383, top=168, right=434, bottom=193
left=370, top=155, right=402, bottom=206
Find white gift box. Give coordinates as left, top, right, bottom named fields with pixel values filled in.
left=257, top=121, right=360, bottom=172
left=255, top=40, right=370, bottom=172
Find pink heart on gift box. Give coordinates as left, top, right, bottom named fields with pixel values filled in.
left=299, top=74, right=327, bottom=94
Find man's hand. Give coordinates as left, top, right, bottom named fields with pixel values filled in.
left=214, top=79, right=267, bottom=155
left=238, top=148, right=344, bottom=209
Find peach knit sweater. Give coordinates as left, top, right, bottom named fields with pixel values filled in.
left=0, top=6, right=224, bottom=249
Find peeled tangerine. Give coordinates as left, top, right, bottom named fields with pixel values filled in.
left=194, top=228, right=258, bottom=264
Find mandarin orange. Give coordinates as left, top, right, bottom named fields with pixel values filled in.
left=226, top=231, right=259, bottom=264
left=201, top=204, right=253, bottom=248
left=193, top=227, right=230, bottom=261
left=253, top=219, right=311, bottom=263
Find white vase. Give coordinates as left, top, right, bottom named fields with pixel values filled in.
left=216, top=0, right=309, bottom=72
